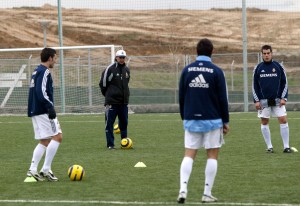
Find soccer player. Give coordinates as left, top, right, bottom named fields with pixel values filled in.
left=99, top=49, right=130, bottom=149
left=177, top=38, right=230, bottom=203
left=252, top=45, right=291, bottom=153
left=26, top=48, right=62, bottom=182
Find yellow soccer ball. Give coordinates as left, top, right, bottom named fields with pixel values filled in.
left=121, top=137, right=133, bottom=149
left=68, top=165, right=85, bottom=181
left=113, top=124, right=120, bottom=134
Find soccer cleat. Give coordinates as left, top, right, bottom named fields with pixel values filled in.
left=27, top=170, right=44, bottom=181
left=283, top=148, right=292, bottom=153
left=177, top=191, right=186, bottom=204
left=40, top=170, right=59, bottom=182
left=108, top=146, right=116, bottom=150
left=202, top=194, right=218, bottom=203
left=266, top=148, right=274, bottom=153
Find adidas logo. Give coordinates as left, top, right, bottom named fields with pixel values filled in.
left=261, top=70, right=265, bottom=72
left=189, top=74, right=209, bottom=88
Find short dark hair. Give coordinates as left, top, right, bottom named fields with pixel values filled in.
left=40, top=48, right=56, bottom=62
left=197, top=38, right=214, bottom=57
left=261, top=45, right=272, bottom=53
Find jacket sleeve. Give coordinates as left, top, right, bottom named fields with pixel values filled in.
left=216, top=70, right=229, bottom=124
left=178, top=70, right=185, bottom=120
left=279, top=64, right=288, bottom=100
left=252, top=65, right=260, bottom=103
left=126, top=66, right=130, bottom=83
left=99, top=70, right=107, bottom=96
left=35, top=70, right=53, bottom=109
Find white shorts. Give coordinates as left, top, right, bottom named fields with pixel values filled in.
left=184, top=128, right=224, bottom=150
left=31, top=114, right=62, bottom=140
left=257, top=105, right=287, bottom=118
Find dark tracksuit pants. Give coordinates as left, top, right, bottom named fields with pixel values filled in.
left=105, top=104, right=128, bottom=147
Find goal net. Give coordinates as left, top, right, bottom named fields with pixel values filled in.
left=0, top=45, right=122, bottom=114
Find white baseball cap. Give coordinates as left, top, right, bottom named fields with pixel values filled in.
left=115, top=49, right=126, bottom=57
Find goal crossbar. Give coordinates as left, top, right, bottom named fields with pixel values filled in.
left=0, top=45, right=122, bottom=64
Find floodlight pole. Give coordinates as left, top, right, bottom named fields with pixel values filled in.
left=40, top=20, right=50, bottom=47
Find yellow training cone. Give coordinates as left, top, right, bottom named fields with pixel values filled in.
left=291, top=147, right=298, bottom=152
left=24, top=176, right=37, bottom=182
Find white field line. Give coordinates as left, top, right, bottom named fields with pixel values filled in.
left=0, top=200, right=299, bottom=206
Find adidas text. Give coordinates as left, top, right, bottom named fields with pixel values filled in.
left=189, top=82, right=209, bottom=88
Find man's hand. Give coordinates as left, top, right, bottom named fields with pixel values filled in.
left=48, top=107, right=56, bottom=119
left=223, top=124, right=230, bottom=135
left=255, top=101, right=261, bottom=110
left=280, top=99, right=286, bottom=107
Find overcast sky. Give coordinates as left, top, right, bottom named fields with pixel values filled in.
left=1, top=0, right=300, bottom=11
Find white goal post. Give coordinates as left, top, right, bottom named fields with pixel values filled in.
left=0, top=45, right=122, bottom=114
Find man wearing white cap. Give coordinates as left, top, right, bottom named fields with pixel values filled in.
left=99, top=49, right=130, bottom=149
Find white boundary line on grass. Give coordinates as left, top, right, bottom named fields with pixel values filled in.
left=0, top=200, right=299, bottom=206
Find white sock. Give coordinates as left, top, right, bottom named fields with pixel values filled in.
left=204, top=159, right=217, bottom=196
left=29, top=143, right=46, bottom=172
left=280, top=123, right=290, bottom=149
left=261, top=124, right=273, bottom=149
left=41, top=140, right=60, bottom=173
left=179, top=157, right=193, bottom=194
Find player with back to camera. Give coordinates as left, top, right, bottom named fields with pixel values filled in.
left=99, top=49, right=130, bottom=150
left=177, top=38, right=230, bottom=204
left=26, top=47, right=62, bottom=182
left=252, top=45, right=291, bottom=153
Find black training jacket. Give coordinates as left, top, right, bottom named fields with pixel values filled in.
left=99, top=62, right=130, bottom=105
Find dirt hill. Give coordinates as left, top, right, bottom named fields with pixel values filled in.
left=1, top=5, right=300, bottom=57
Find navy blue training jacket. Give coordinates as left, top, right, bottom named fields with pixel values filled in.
left=27, top=64, right=54, bottom=117
left=179, top=59, right=229, bottom=124
left=252, top=60, right=288, bottom=102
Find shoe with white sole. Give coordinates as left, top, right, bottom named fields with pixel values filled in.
left=40, top=170, right=58, bottom=182
left=27, top=170, right=44, bottom=181
left=202, top=194, right=218, bottom=203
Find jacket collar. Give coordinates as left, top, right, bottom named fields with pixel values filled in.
left=196, top=55, right=211, bottom=62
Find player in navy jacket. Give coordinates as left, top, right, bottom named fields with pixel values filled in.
left=252, top=45, right=291, bottom=153
left=25, top=48, right=62, bottom=182
left=177, top=38, right=229, bottom=204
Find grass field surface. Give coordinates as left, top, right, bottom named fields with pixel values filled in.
left=0, top=112, right=299, bottom=206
